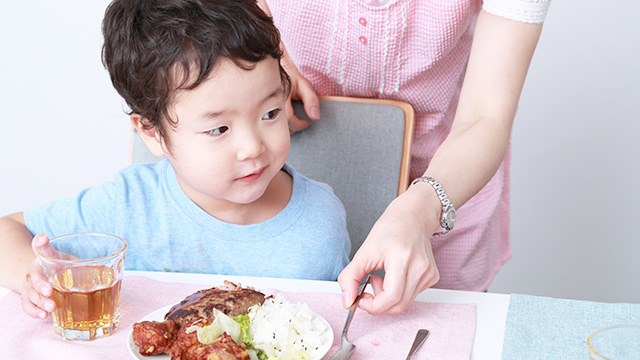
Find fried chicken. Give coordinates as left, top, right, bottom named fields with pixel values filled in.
left=132, top=320, right=179, bottom=355
left=132, top=281, right=264, bottom=359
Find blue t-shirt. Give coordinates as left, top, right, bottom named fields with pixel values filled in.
left=24, top=160, right=351, bottom=281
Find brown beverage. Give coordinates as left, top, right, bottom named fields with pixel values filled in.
left=50, top=265, right=122, bottom=340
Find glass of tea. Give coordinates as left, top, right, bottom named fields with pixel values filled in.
left=38, top=232, right=126, bottom=341
left=588, top=324, right=640, bottom=360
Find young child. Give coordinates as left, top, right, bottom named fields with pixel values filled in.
left=0, top=0, right=350, bottom=319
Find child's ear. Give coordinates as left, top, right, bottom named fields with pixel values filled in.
left=130, top=114, right=166, bottom=157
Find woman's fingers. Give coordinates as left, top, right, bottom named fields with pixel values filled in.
left=337, top=254, right=376, bottom=308
left=280, top=46, right=320, bottom=133
left=370, top=274, right=384, bottom=295
left=359, top=258, right=409, bottom=315
left=294, top=76, right=320, bottom=121
left=360, top=256, right=438, bottom=315
left=285, top=100, right=311, bottom=133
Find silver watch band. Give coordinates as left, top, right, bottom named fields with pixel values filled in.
left=410, top=176, right=456, bottom=237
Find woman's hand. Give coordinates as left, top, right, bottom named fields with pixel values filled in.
left=281, top=47, right=321, bottom=133
left=255, top=0, right=320, bottom=132
left=338, top=185, right=442, bottom=315
left=20, top=234, right=56, bottom=319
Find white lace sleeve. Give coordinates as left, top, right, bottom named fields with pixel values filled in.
left=483, top=0, right=552, bottom=24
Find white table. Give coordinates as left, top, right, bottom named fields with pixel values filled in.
left=0, top=270, right=510, bottom=359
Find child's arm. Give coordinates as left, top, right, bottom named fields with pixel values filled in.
left=0, top=213, right=56, bottom=318
left=0, top=213, right=33, bottom=290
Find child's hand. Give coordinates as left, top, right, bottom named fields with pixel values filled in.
left=20, top=234, right=56, bottom=319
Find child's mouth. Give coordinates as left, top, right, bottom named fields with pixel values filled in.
left=236, top=166, right=266, bottom=183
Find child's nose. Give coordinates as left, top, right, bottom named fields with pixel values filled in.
left=236, top=129, right=265, bottom=161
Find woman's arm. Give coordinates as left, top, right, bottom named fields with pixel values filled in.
left=426, top=10, right=543, bottom=207
left=339, top=10, right=544, bottom=315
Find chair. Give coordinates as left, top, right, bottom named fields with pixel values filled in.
left=129, top=95, right=415, bottom=258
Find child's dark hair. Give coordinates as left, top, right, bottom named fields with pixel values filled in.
left=101, top=0, right=291, bottom=142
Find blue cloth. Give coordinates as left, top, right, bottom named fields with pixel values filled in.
left=24, top=160, right=350, bottom=281
left=501, top=293, right=640, bottom=360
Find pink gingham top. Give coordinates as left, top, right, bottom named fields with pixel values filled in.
left=266, top=0, right=550, bottom=290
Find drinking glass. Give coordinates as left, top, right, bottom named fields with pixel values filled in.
left=588, top=324, right=640, bottom=360
left=38, top=232, right=126, bottom=340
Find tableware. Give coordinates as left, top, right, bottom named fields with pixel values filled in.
left=127, top=304, right=333, bottom=360
left=38, top=232, right=126, bottom=341
left=588, top=324, right=640, bottom=360
left=405, top=329, right=429, bottom=359
left=327, top=274, right=371, bottom=360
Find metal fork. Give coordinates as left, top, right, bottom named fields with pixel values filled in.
left=327, top=274, right=372, bottom=360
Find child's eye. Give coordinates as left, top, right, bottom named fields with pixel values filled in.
left=262, top=109, right=281, bottom=120
left=206, top=126, right=228, bottom=135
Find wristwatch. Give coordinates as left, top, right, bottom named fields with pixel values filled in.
left=410, top=176, right=456, bottom=237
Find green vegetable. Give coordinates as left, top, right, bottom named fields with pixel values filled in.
left=234, top=313, right=252, bottom=345
left=234, top=314, right=268, bottom=360
left=186, top=308, right=241, bottom=344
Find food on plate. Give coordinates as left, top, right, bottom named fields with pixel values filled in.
left=169, top=318, right=249, bottom=360
left=131, top=281, right=331, bottom=360
left=166, top=281, right=266, bottom=328
left=132, top=320, right=179, bottom=355
left=132, top=281, right=263, bottom=359
left=247, top=293, right=330, bottom=359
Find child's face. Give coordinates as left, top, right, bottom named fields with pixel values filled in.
left=161, top=57, right=290, bottom=213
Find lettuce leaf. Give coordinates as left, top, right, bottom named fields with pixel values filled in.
left=186, top=308, right=241, bottom=344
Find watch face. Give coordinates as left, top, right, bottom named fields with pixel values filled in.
left=443, top=206, right=456, bottom=230
left=446, top=210, right=456, bottom=226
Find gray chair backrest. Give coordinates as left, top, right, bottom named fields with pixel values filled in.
left=287, top=97, right=412, bottom=258
left=129, top=96, right=414, bottom=258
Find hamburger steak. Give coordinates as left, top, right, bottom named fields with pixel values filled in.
left=165, top=280, right=266, bottom=328
left=132, top=281, right=265, bottom=358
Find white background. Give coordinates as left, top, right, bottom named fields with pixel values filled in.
left=1, top=1, right=638, bottom=303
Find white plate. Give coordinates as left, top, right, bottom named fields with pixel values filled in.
left=127, top=304, right=333, bottom=360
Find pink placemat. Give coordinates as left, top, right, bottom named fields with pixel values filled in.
left=0, top=276, right=476, bottom=359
